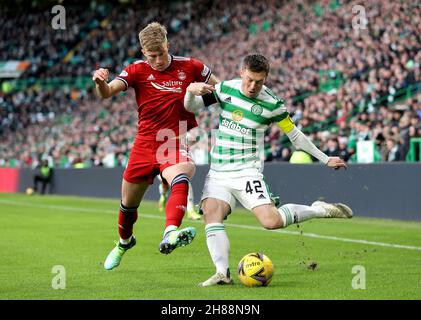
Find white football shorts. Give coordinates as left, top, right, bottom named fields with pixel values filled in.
left=200, top=170, right=273, bottom=211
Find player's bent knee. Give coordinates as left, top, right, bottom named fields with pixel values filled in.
left=121, top=180, right=148, bottom=207
left=261, top=219, right=282, bottom=230
left=202, top=205, right=220, bottom=221
left=202, top=199, right=227, bottom=223
left=121, top=189, right=141, bottom=207
left=163, top=162, right=196, bottom=182
left=201, top=209, right=213, bottom=220
left=254, top=205, right=282, bottom=230
left=263, top=215, right=283, bottom=229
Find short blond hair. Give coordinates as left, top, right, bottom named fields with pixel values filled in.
left=138, top=22, right=168, bottom=51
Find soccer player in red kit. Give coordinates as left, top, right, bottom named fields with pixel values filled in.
left=92, top=22, right=218, bottom=270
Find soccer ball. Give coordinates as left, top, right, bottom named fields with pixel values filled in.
left=26, top=187, right=34, bottom=195
left=237, top=252, right=274, bottom=287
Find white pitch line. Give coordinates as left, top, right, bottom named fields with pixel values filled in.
left=1, top=199, right=421, bottom=252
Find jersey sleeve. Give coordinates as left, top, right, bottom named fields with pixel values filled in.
left=115, top=64, right=136, bottom=91
left=199, top=82, right=221, bottom=113
left=190, top=58, right=212, bottom=83
left=214, top=82, right=222, bottom=102
left=202, top=93, right=218, bottom=107
left=209, top=82, right=223, bottom=106
left=271, top=98, right=295, bottom=133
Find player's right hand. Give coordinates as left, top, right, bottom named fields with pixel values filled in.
left=327, top=157, right=348, bottom=170
left=92, top=68, right=109, bottom=84
left=187, top=82, right=215, bottom=96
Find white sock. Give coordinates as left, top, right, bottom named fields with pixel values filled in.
left=159, top=183, right=168, bottom=197
left=163, top=225, right=178, bottom=237
left=119, top=235, right=132, bottom=245
left=187, top=182, right=195, bottom=212
left=278, top=203, right=325, bottom=227
left=205, top=223, right=230, bottom=276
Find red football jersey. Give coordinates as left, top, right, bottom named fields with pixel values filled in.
left=115, top=55, right=212, bottom=140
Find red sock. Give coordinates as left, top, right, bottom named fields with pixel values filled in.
left=118, top=203, right=138, bottom=240
left=165, top=174, right=189, bottom=228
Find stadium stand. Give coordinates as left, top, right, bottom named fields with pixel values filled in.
left=0, top=0, right=420, bottom=168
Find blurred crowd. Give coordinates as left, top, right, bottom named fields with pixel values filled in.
left=0, top=4, right=110, bottom=79
left=0, top=0, right=420, bottom=168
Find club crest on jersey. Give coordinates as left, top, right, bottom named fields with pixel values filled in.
left=178, top=70, right=186, bottom=80
left=251, top=104, right=263, bottom=116
left=232, top=110, right=244, bottom=122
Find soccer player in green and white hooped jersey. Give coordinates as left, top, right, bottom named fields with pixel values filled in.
left=184, top=54, right=354, bottom=287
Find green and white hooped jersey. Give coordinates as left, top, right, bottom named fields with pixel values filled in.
left=207, top=79, right=288, bottom=173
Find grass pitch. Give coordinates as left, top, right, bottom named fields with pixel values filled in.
left=0, top=193, right=420, bottom=300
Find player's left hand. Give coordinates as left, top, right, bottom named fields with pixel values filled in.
left=187, top=82, right=215, bottom=96
left=326, top=157, right=348, bottom=170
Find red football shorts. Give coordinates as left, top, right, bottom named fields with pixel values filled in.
left=123, top=137, right=193, bottom=184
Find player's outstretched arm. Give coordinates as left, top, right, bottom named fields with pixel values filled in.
left=278, top=117, right=347, bottom=170
left=92, top=68, right=125, bottom=99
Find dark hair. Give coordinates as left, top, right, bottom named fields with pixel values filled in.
left=241, top=54, right=270, bottom=75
